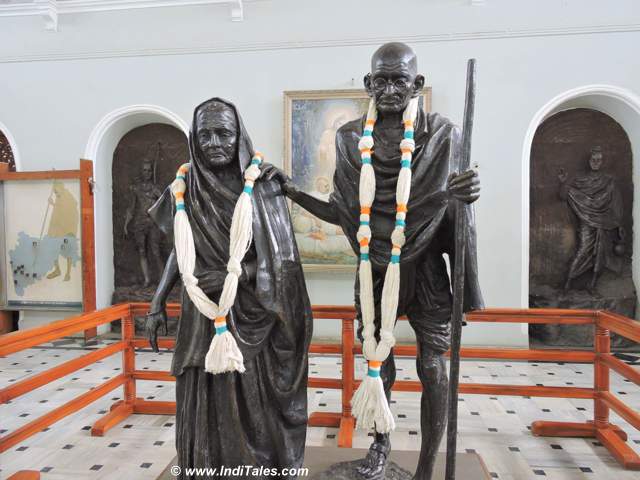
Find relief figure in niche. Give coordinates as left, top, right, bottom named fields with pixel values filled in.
left=558, top=146, right=625, bottom=293
left=528, top=108, right=635, bottom=348
left=124, top=154, right=164, bottom=286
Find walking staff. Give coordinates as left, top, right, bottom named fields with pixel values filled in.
left=445, top=58, right=477, bottom=480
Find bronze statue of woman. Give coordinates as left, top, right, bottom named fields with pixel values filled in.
left=145, top=97, right=313, bottom=479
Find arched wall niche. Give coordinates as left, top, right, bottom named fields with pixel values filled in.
left=522, top=85, right=640, bottom=320
left=0, top=121, right=21, bottom=171
left=84, top=105, right=188, bottom=311
left=111, top=123, right=189, bottom=306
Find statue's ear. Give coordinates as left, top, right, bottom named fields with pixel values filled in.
left=413, top=74, right=425, bottom=97
left=364, top=73, right=374, bottom=97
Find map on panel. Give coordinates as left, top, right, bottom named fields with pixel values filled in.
left=3, top=179, right=83, bottom=309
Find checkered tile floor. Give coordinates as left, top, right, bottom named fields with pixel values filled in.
left=1, top=337, right=639, bottom=479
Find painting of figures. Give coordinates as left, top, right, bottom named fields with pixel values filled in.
left=284, top=89, right=431, bottom=270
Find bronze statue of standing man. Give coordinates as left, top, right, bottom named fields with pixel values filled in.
left=273, top=42, right=483, bottom=480
left=124, top=155, right=164, bottom=286
left=558, top=146, right=624, bottom=293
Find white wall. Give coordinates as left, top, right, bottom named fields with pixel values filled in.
left=2, top=0, right=640, bottom=346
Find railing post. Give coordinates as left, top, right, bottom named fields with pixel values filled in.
left=594, top=313, right=611, bottom=430
left=122, top=306, right=136, bottom=405
left=342, top=314, right=355, bottom=421
left=337, top=312, right=356, bottom=448
left=79, top=159, right=97, bottom=343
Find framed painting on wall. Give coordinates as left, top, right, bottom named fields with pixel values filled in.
left=283, top=88, right=432, bottom=271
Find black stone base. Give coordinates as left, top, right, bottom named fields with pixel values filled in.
left=157, top=447, right=490, bottom=479
left=309, top=459, right=411, bottom=480
left=530, top=267, right=638, bottom=350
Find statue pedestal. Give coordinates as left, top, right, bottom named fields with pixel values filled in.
left=530, top=266, right=638, bottom=350
left=303, top=446, right=489, bottom=480
left=157, top=447, right=490, bottom=479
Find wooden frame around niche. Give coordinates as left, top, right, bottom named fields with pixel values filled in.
left=0, top=160, right=96, bottom=341
left=283, top=88, right=432, bottom=272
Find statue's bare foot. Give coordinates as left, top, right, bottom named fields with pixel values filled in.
left=356, top=439, right=390, bottom=480
left=63, top=272, right=71, bottom=282
left=47, top=268, right=61, bottom=279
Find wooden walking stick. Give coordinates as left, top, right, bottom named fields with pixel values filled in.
left=445, top=58, right=477, bottom=480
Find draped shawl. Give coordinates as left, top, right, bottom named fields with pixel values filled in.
left=567, top=173, right=622, bottom=230
left=331, top=109, right=483, bottom=311
left=566, top=172, right=623, bottom=276
left=149, top=98, right=313, bottom=475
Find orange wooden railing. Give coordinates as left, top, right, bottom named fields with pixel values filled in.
left=0, top=304, right=638, bottom=470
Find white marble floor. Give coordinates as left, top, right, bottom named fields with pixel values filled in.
left=0, top=337, right=639, bottom=480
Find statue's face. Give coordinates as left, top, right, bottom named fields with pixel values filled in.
left=195, top=104, right=238, bottom=167
left=589, top=152, right=603, bottom=171
left=365, top=43, right=424, bottom=114
left=142, top=163, right=153, bottom=181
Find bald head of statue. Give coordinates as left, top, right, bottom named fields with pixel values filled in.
left=364, top=42, right=425, bottom=115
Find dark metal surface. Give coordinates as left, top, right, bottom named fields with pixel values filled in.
left=146, top=98, right=314, bottom=478
left=310, top=460, right=412, bottom=480
left=156, top=449, right=491, bottom=480
left=0, top=130, right=15, bottom=171
left=123, top=156, right=164, bottom=287
left=111, top=124, right=188, bottom=297
left=282, top=44, right=483, bottom=480
left=529, top=108, right=636, bottom=349
left=445, top=58, right=476, bottom=480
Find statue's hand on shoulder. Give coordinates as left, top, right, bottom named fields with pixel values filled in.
left=258, top=162, right=295, bottom=195
left=145, top=306, right=168, bottom=353
left=447, top=169, right=480, bottom=204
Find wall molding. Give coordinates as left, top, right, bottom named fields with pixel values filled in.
left=0, top=0, right=246, bottom=15
left=1, top=22, right=639, bottom=64
left=519, top=84, right=640, bottom=307
left=0, top=0, right=249, bottom=25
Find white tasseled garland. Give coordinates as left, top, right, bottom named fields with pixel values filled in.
left=170, top=153, right=263, bottom=374
left=351, top=97, right=419, bottom=433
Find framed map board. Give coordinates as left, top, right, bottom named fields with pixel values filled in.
left=0, top=161, right=95, bottom=318
left=283, top=88, right=432, bottom=271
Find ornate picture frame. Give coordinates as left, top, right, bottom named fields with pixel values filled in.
left=283, top=88, right=432, bottom=271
